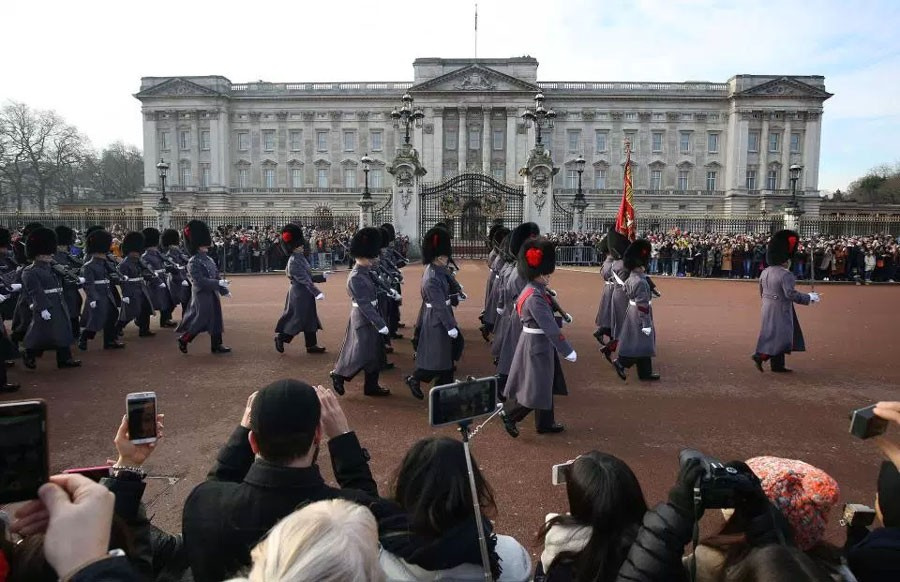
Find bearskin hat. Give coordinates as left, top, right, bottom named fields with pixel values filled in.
left=0, top=228, right=11, bottom=248
left=379, top=227, right=391, bottom=249
left=121, top=231, right=145, bottom=255
left=607, top=228, right=630, bottom=259
left=623, top=239, right=652, bottom=270
left=767, top=229, right=800, bottom=266
left=518, top=238, right=556, bottom=280
left=86, top=229, right=113, bottom=255
left=422, top=227, right=452, bottom=265
left=142, top=227, right=161, bottom=248
left=381, top=223, right=396, bottom=244
left=596, top=234, right=609, bottom=255
left=25, top=227, right=57, bottom=260
left=490, top=225, right=510, bottom=249
left=54, top=225, right=75, bottom=247
left=350, top=227, right=381, bottom=259
left=509, top=222, right=540, bottom=257
left=22, top=222, right=43, bottom=237
left=183, top=220, right=212, bottom=254
left=280, top=223, right=305, bottom=252
left=161, top=228, right=181, bottom=248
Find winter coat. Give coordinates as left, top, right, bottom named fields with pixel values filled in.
left=141, top=249, right=174, bottom=312
left=721, top=248, right=733, bottom=271
left=414, top=264, right=457, bottom=372
left=504, top=281, right=573, bottom=409
left=380, top=535, right=531, bottom=581
left=176, top=252, right=226, bottom=336
left=21, top=261, right=73, bottom=349
left=536, top=518, right=592, bottom=581
left=164, top=246, right=191, bottom=306
left=117, top=257, right=152, bottom=324
left=617, top=271, right=656, bottom=358
left=490, top=262, right=515, bottom=359
left=496, top=268, right=529, bottom=375
left=847, top=527, right=900, bottom=582
left=53, top=249, right=83, bottom=321
left=275, top=252, right=322, bottom=336
left=482, top=252, right=505, bottom=327
left=609, top=260, right=630, bottom=340
left=333, top=264, right=387, bottom=377
left=615, top=503, right=692, bottom=582
left=80, top=257, right=117, bottom=333
left=755, top=265, right=810, bottom=356
left=595, top=255, right=616, bottom=331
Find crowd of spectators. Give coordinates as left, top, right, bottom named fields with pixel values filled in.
left=549, top=230, right=900, bottom=282
left=2, top=379, right=899, bottom=582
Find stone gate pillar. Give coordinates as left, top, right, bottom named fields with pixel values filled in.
left=388, top=142, right=427, bottom=257
left=521, top=143, right=557, bottom=233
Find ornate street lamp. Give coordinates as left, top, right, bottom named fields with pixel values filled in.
left=156, top=158, right=170, bottom=204
left=573, top=154, right=586, bottom=205
left=788, top=164, right=803, bottom=207
left=521, top=91, right=557, bottom=146
left=360, top=153, right=372, bottom=201
left=391, top=92, right=425, bottom=145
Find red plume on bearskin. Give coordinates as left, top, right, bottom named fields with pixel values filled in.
left=518, top=238, right=555, bottom=280
left=767, top=229, right=800, bottom=266
left=623, top=239, right=652, bottom=271
left=350, top=226, right=382, bottom=259
left=422, top=227, right=452, bottom=265
left=282, top=231, right=292, bottom=242
left=525, top=247, right=543, bottom=268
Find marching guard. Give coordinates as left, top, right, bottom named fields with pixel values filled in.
left=141, top=228, right=178, bottom=328
left=20, top=227, right=81, bottom=370
left=10, top=223, right=44, bottom=345
left=601, top=229, right=631, bottom=366
left=612, top=239, right=660, bottom=381
left=500, top=238, right=574, bottom=437
left=115, top=232, right=156, bottom=337
left=176, top=220, right=232, bottom=354
left=381, top=223, right=407, bottom=334
left=161, top=228, right=191, bottom=318
left=330, top=227, right=391, bottom=397
left=480, top=225, right=510, bottom=341
left=274, top=223, right=326, bottom=355
left=592, top=235, right=613, bottom=345
left=0, top=230, right=21, bottom=391
left=53, top=226, right=85, bottom=338
left=752, top=229, right=820, bottom=373
left=405, top=227, right=458, bottom=400
left=78, top=229, right=124, bottom=351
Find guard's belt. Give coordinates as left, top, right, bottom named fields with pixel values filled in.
left=521, top=326, right=545, bottom=335
left=43, top=287, right=63, bottom=294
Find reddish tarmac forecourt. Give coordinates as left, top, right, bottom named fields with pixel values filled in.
left=2, top=262, right=899, bottom=557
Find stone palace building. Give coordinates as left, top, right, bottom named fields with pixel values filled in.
left=136, top=56, right=831, bottom=224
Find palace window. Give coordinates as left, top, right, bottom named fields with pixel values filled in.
left=468, top=128, right=480, bottom=150
left=790, top=132, right=802, bottom=153
left=624, top=131, right=637, bottom=153
left=343, top=131, right=356, bottom=152
left=767, top=169, right=779, bottom=190
left=595, top=169, right=607, bottom=189
left=238, top=168, right=248, bottom=189
left=746, top=169, right=758, bottom=190
left=370, top=130, right=383, bottom=152
left=371, top=168, right=384, bottom=188
left=595, top=131, right=608, bottom=152
left=679, top=132, right=691, bottom=154
left=651, top=170, right=662, bottom=191
left=180, top=166, right=192, bottom=186
left=566, top=170, right=578, bottom=189
left=651, top=132, right=663, bottom=153
left=567, top=130, right=581, bottom=153
left=290, top=131, right=302, bottom=151
left=317, top=168, right=329, bottom=188
left=492, top=167, right=505, bottom=181
left=200, top=130, right=210, bottom=151
left=343, top=168, right=357, bottom=188
left=748, top=131, right=760, bottom=153
left=159, top=131, right=170, bottom=151
left=677, top=170, right=689, bottom=191
left=263, top=168, right=276, bottom=188
left=179, top=130, right=190, bottom=150
left=263, top=131, right=275, bottom=152
left=707, top=132, right=719, bottom=153
left=238, top=132, right=249, bottom=151
left=445, top=130, right=457, bottom=150
left=492, top=129, right=504, bottom=151
left=706, top=171, right=717, bottom=191
left=678, top=204, right=687, bottom=210
left=768, top=132, right=780, bottom=152
left=200, top=165, right=210, bottom=187
left=651, top=203, right=660, bottom=210
left=291, top=168, right=303, bottom=188
left=316, top=130, right=328, bottom=152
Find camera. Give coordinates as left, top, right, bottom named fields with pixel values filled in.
left=428, top=377, right=498, bottom=427
left=840, top=503, right=877, bottom=528
left=551, top=456, right=581, bottom=486
left=849, top=405, right=888, bottom=440
left=679, top=449, right=760, bottom=510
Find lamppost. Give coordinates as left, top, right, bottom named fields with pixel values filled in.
left=358, top=153, right=375, bottom=227
left=783, top=164, right=804, bottom=231
left=572, top=154, right=587, bottom=232
left=788, top=164, right=803, bottom=208
left=521, top=92, right=557, bottom=146
left=391, top=92, right=424, bottom=146
left=156, top=158, right=170, bottom=204
left=360, top=153, right=372, bottom=201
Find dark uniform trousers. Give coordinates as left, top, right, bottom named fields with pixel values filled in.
left=25, top=346, right=75, bottom=366
left=80, top=307, right=119, bottom=347
left=276, top=331, right=318, bottom=348
left=412, top=368, right=454, bottom=387
left=618, top=356, right=655, bottom=378
left=503, top=400, right=556, bottom=430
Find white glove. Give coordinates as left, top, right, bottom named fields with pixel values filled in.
left=641, top=327, right=652, bottom=336
left=10, top=283, right=22, bottom=292
left=0, top=294, right=8, bottom=303
left=547, top=288, right=558, bottom=297
left=323, top=271, right=332, bottom=279
left=809, top=292, right=820, bottom=303
left=315, top=292, right=325, bottom=301
left=89, top=301, right=97, bottom=309
left=181, top=280, right=189, bottom=287
left=496, top=307, right=504, bottom=315
left=40, top=309, right=51, bottom=321
left=218, top=279, right=230, bottom=288
left=159, top=283, right=167, bottom=288
left=447, top=328, right=459, bottom=338
left=78, top=277, right=86, bottom=284
left=563, top=313, right=574, bottom=324
left=565, top=351, right=577, bottom=362
left=458, top=293, right=467, bottom=301
left=122, top=296, right=131, bottom=305
left=390, top=289, right=402, bottom=302
left=378, top=326, right=390, bottom=335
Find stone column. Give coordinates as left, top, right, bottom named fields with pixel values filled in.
left=142, top=111, right=158, bottom=189
left=759, top=116, right=770, bottom=190
left=457, top=107, right=467, bottom=173
left=431, top=107, right=444, bottom=178
left=249, top=112, right=262, bottom=186
left=506, top=108, right=518, bottom=183
left=209, top=110, right=221, bottom=188
left=358, top=198, right=374, bottom=228
left=482, top=108, right=491, bottom=174
left=803, top=112, right=822, bottom=191
left=780, top=118, right=792, bottom=189
left=190, top=111, right=200, bottom=188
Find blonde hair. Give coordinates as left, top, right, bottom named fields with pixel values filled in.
left=242, top=499, right=383, bottom=582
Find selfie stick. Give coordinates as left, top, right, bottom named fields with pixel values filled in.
left=458, top=419, right=495, bottom=582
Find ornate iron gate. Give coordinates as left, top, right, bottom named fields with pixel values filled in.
left=420, top=173, right=524, bottom=259
left=552, top=197, right=573, bottom=233
left=372, top=192, right=393, bottom=226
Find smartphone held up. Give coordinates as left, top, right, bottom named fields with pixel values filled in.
left=126, top=392, right=158, bottom=444
left=849, top=404, right=888, bottom=440
left=0, top=399, right=49, bottom=504
left=428, top=377, right=498, bottom=427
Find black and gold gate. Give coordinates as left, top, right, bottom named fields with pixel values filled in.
left=419, top=173, right=524, bottom=259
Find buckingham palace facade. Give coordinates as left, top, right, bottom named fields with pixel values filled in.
left=135, top=56, right=831, bottom=219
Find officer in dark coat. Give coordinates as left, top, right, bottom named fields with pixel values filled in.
left=602, top=229, right=632, bottom=365
left=20, top=227, right=81, bottom=370
left=78, top=229, right=124, bottom=352
left=142, top=227, right=177, bottom=328
left=0, top=252, right=21, bottom=391
left=381, top=222, right=407, bottom=333
left=592, top=235, right=613, bottom=344
left=500, top=238, right=574, bottom=437
left=495, top=222, right=540, bottom=396
left=176, top=220, right=231, bottom=354
left=53, top=225, right=85, bottom=338
left=10, top=222, right=43, bottom=342
left=480, top=225, right=509, bottom=341
left=162, top=228, right=191, bottom=317
left=115, top=231, right=156, bottom=337
left=274, top=223, right=325, bottom=355
left=0, top=227, right=22, bottom=323
left=376, top=226, right=403, bottom=349
left=404, top=227, right=457, bottom=400
left=330, top=227, right=390, bottom=397
left=752, top=229, right=819, bottom=373
left=612, top=239, right=660, bottom=381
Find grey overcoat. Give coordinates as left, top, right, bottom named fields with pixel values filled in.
left=497, top=269, right=529, bottom=375
left=414, top=264, right=458, bottom=372
left=617, top=271, right=656, bottom=358
left=176, top=252, right=226, bottom=336
left=755, top=266, right=809, bottom=356
left=21, top=261, right=73, bottom=349
left=164, top=247, right=191, bottom=306
left=53, top=250, right=83, bottom=322
left=334, top=265, right=387, bottom=377
left=117, top=258, right=153, bottom=323
left=142, top=249, right=174, bottom=313
left=80, top=257, right=117, bottom=333
left=609, top=259, right=630, bottom=340
left=504, top=281, right=574, bottom=410
left=595, top=255, right=616, bottom=330
left=490, top=262, right=515, bottom=359
left=275, top=253, right=322, bottom=336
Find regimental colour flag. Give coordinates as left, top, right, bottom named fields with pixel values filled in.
left=615, top=139, right=637, bottom=241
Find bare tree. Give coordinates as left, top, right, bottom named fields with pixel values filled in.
left=97, top=141, right=144, bottom=197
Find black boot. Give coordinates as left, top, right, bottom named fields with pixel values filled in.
left=138, top=329, right=156, bottom=337
left=329, top=371, right=345, bottom=396
left=405, top=376, right=424, bottom=400
left=177, top=335, right=190, bottom=354
left=612, top=359, right=627, bottom=381
left=77, top=336, right=88, bottom=351
left=22, top=351, right=36, bottom=370
left=0, top=383, right=19, bottom=393
left=500, top=411, right=519, bottom=439
left=274, top=335, right=285, bottom=353
left=751, top=353, right=765, bottom=373
left=211, top=334, right=231, bottom=354
left=537, top=423, right=566, bottom=434
left=306, top=346, right=326, bottom=354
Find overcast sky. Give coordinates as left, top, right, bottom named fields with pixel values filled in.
left=2, top=0, right=897, bottom=192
